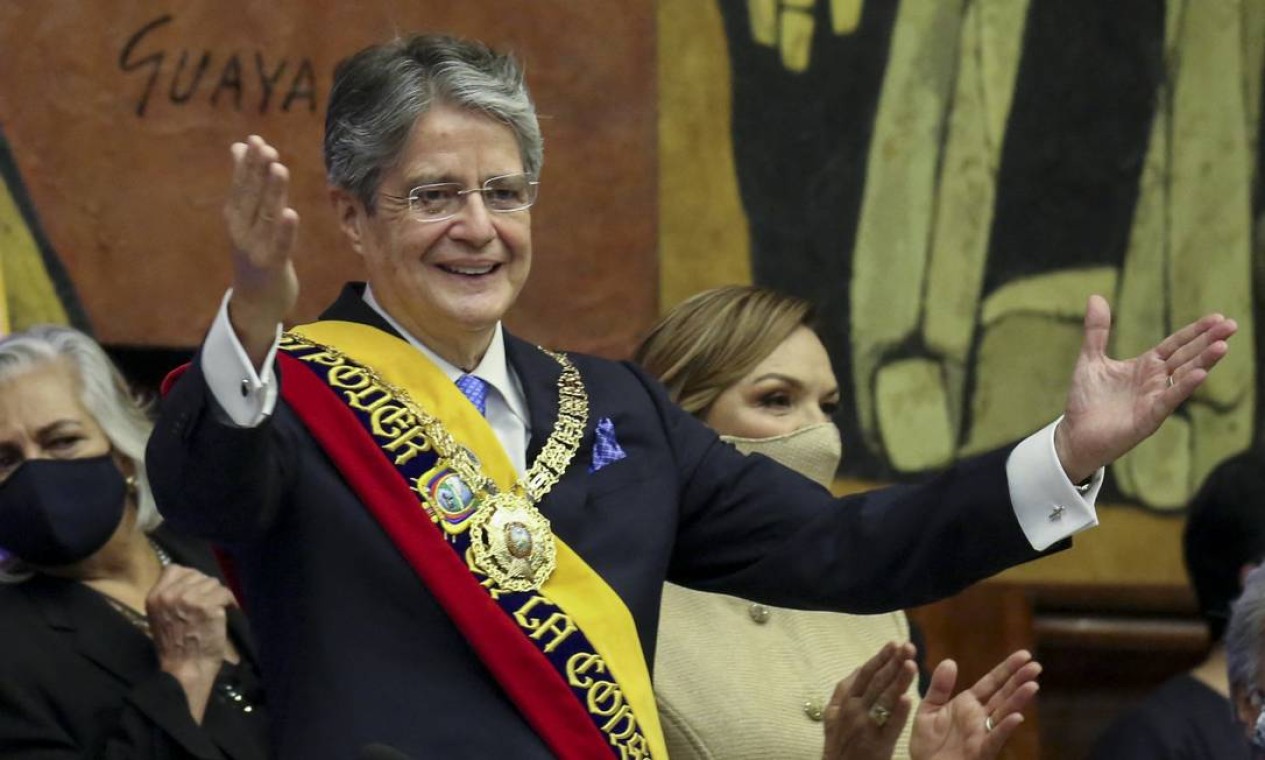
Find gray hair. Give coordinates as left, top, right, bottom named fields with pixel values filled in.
left=0, top=325, right=159, bottom=581
left=1227, top=564, right=1265, bottom=698
left=324, top=33, right=543, bottom=211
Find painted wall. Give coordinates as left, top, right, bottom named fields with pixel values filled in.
left=0, top=1, right=658, bottom=356
left=661, top=0, right=1263, bottom=528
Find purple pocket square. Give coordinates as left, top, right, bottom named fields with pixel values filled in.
left=589, top=416, right=627, bottom=474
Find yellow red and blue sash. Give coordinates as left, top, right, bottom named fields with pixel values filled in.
left=276, top=321, right=666, bottom=760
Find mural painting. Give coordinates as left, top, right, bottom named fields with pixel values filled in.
left=0, top=2, right=658, bottom=357
left=661, top=0, right=1262, bottom=515
left=0, top=128, right=87, bottom=335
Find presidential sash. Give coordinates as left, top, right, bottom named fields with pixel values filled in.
left=276, top=321, right=666, bottom=760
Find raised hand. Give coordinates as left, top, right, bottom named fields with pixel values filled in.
left=822, top=641, right=917, bottom=760
left=224, top=135, right=301, bottom=367
left=147, top=565, right=239, bottom=723
left=1054, top=295, right=1237, bottom=483
left=910, top=650, right=1041, bottom=760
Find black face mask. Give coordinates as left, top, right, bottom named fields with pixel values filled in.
left=0, top=455, right=127, bottom=566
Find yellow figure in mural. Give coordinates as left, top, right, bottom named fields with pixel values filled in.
left=660, top=0, right=1259, bottom=511
left=0, top=134, right=78, bottom=335
left=746, top=0, right=865, bottom=71
left=1109, top=0, right=1259, bottom=508
left=0, top=230, right=7, bottom=332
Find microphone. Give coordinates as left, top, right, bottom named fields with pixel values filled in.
left=358, top=744, right=415, bottom=760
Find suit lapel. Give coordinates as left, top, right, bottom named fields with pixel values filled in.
left=28, top=529, right=263, bottom=687
left=505, top=334, right=591, bottom=534
left=318, top=282, right=403, bottom=337
left=25, top=575, right=156, bottom=686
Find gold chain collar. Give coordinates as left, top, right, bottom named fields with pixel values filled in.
left=284, top=334, right=588, bottom=591
left=343, top=345, right=586, bottom=503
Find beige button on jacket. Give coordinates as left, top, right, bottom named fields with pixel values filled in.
left=655, top=582, right=915, bottom=760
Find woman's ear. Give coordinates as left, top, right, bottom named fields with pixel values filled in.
left=111, top=453, right=137, bottom=495
left=112, top=452, right=135, bottom=478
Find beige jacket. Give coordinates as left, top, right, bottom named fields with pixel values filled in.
left=655, top=583, right=916, bottom=760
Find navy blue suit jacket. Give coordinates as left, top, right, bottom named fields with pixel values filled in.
left=147, top=284, right=1060, bottom=759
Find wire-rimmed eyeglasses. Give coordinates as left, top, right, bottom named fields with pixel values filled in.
left=382, top=173, right=540, bottom=223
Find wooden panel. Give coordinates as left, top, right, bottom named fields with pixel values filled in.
left=1029, top=582, right=1207, bottom=758
left=908, top=581, right=1208, bottom=759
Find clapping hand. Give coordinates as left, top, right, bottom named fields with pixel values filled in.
left=910, top=650, right=1041, bottom=760
left=822, top=641, right=917, bottom=760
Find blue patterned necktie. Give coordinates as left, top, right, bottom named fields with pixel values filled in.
left=455, top=374, right=489, bottom=417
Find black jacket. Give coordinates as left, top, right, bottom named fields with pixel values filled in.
left=0, top=524, right=267, bottom=759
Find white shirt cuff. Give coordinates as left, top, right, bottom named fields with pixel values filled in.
left=203, top=289, right=281, bottom=427
left=1006, top=416, right=1102, bottom=551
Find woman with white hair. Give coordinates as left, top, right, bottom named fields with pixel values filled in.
left=1227, top=563, right=1265, bottom=758
left=0, top=325, right=267, bottom=758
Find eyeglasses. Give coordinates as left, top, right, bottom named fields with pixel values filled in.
left=382, top=173, right=540, bottom=223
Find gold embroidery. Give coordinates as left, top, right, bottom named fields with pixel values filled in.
left=282, top=333, right=588, bottom=591
left=468, top=491, right=556, bottom=592
left=565, top=652, right=651, bottom=758
left=327, top=364, right=369, bottom=390
left=382, top=426, right=433, bottom=465
left=281, top=335, right=652, bottom=755
left=513, top=595, right=578, bottom=654
left=368, top=402, right=415, bottom=439
left=344, top=384, right=392, bottom=413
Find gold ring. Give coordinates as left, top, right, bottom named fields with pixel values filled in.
left=868, top=703, right=891, bottom=727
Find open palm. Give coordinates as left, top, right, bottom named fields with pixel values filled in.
left=1054, top=295, right=1236, bottom=483
left=911, top=651, right=1040, bottom=760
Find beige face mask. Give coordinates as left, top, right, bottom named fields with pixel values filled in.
left=720, top=422, right=843, bottom=489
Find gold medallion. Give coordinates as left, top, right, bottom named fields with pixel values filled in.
left=281, top=334, right=587, bottom=594
left=468, top=492, right=558, bottom=592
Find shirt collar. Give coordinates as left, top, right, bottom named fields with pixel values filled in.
left=362, top=286, right=528, bottom=425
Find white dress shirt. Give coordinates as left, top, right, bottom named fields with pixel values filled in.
left=362, top=287, right=530, bottom=474
left=201, top=289, right=1102, bottom=551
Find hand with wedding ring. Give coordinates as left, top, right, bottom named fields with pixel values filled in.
left=1053, top=295, right=1236, bottom=484
left=909, top=649, right=1041, bottom=760
left=821, top=641, right=917, bottom=760
left=147, top=565, right=240, bottom=724
left=224, top=134, right=301, bottom=368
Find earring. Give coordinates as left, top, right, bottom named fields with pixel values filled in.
left=125, top=475, right=138, bottom=496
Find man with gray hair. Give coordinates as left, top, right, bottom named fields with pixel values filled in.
left=1226, top=564, right=1265, bottom=757
left=148, top=33, right=1237, bottom=759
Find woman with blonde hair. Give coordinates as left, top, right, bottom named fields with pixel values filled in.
left=637, top=285, right=1038, bottom=760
